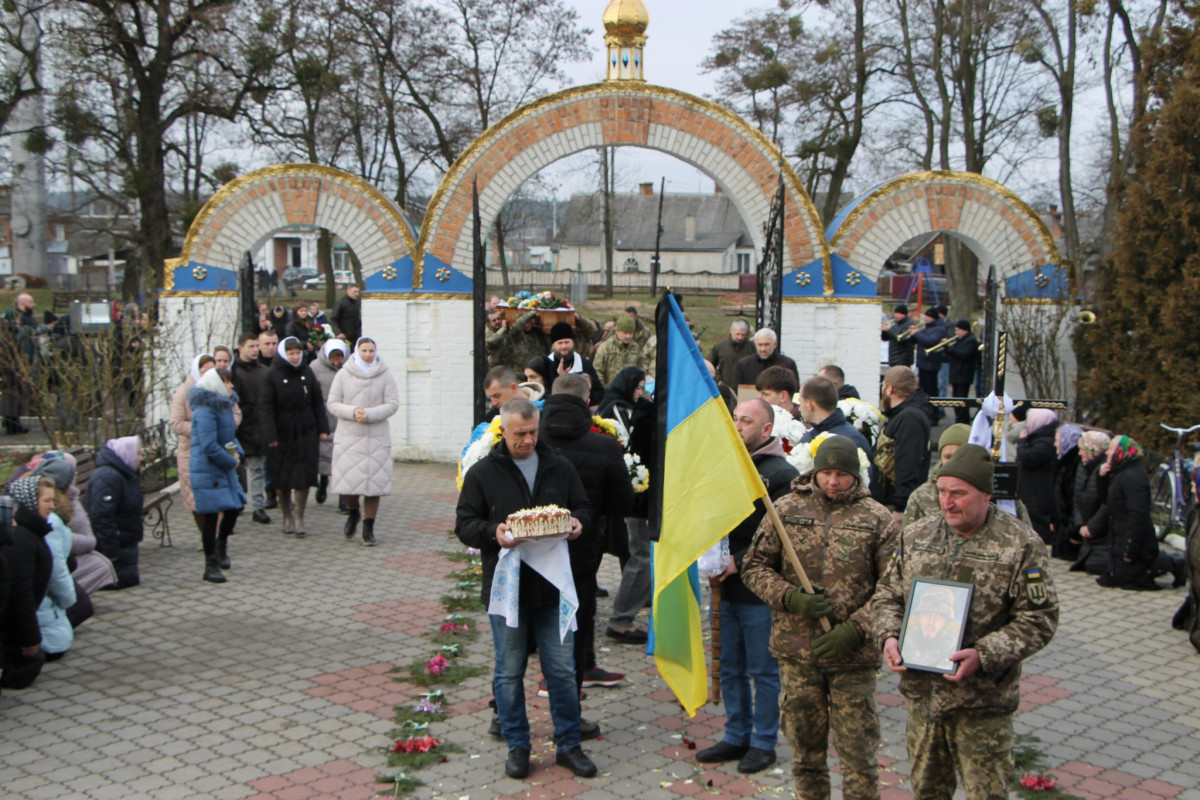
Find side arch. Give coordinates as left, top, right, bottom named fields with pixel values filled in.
left=412, top=83, right=828, bottom=291
left=164, top=164, right=416, bottom=293
left=826, top=171, right=1062, bottom=290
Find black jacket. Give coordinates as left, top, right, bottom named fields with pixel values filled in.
left=268, top=311, right=290, bottom=339
left=330, top=295, right=362, bottom=342
left=732, top=350, right=799, bottom=389
left=881, top=318, right=916, bottom=366
left=946, top=333, right=980, bottom=384
left=799, top=408, right=874, bottom=460
left=455, top=439, right=592, bottom=607
left=547, top=352, right=604, bottom=406
left=232, top=357, right=268, bottom=456
left=912, top=320, right=948, bottom=372
left=2, top=506, right=52, bottom=651
left=1073, top=457, right=1109, bottom=540
left=259, top=354, right=329, bottom=490
left=1017, top=424, right=1058, bottom=543
left=538, top=393, right=635, bottom=562
left=85, top=445, right=144, bottom=560
left=1106, top=460, right=1157, bottom=566
left=724, top=437, right=799, bottom=605
left=871, top=394, right=931, bottom=511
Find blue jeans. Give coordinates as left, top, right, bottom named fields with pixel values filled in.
left=717, top=600, right=780, bottom=750
left=491, top=605, right=579, bottom=751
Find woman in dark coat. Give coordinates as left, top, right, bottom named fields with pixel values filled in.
left=259, top=337, right=328, bottom=537
left=1070, top=431, right=1112, bottom=575
left=285, top=303, right=315, bottom=362
left=1017, top=408, right=1060, bottom=544
left=1098, top=436, right=1185, bottom=590
left=1052, top=424, right=1084, bottom=560
left=189, top=368, right=246, bottom=583
left=1, top=475, right=55, bottom=688
left=84, top=436, right=143, bottom=589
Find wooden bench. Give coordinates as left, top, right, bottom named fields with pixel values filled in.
left=71, top=419, right=179, bottom=548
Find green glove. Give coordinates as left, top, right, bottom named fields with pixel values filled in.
left=812, top=620, right=865, bottom=660
left=783, top=587, right=833, bottom=619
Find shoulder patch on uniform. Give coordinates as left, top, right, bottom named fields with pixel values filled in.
left=1026, top=568, right=1048, bottom=605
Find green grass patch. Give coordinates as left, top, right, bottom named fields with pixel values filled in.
left=374, top=771, right=423, bottom=796
left=390, top=707, right=447, bottom=730
left=386, top=741, right=464, bottom=771
left=404, top=659, right=486, bottom=687
left=441, top=549, right=476, bottom=562
left=430, top=627, right=480, bottom=646
left=440, top=594, right=483, bottom=612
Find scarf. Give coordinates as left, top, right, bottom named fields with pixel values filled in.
left=189, top=353, right=213, bottom=383
left=1057, top=424, right=1083, bottom=459
left=351, top=337, right=380, bottom=374
left=1080, top=430, right=1111, bottom=458
left=106, top=436, right=140, bottom=471
left=1024, top=408, right=1059, bottom=435
left=197, top=365, right=230, bottom=397
left=1109, top=435, right=1142, bottom=467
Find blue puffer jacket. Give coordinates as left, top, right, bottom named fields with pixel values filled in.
left=188, top=386, right=246, bottom=515
left=37, top=513, right=77, bottom=655
left=83, top=445, right=143, bottom=588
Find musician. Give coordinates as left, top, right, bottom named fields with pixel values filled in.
left=945, top=320, right=980, bottom=424
left=911, top=308, right=948, bottom=423
left=880, top=305, right=916, bottom=367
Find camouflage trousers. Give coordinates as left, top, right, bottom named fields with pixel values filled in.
left=906, top=698, right=1014, bottom=800
left=778, top=659, right=879, bottom=800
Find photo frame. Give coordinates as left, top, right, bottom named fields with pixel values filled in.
left=898, top=578, right=974, bottom=674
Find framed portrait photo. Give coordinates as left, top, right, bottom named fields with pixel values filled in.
left=898, top=578, right=974, bottom=675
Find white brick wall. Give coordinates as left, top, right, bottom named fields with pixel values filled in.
left=782, top=301, right=883, bottom=404
left=361, top=297, right=473, bottom=462
left=147, top=295, right=240, bottom=427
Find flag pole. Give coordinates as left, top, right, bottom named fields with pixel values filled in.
left=708, top=578, right=722, bottom=704
left=761, top=492, right=833, bottom=633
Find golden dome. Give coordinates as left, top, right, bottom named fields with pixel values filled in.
left=603, top=0, right=650, bottom=36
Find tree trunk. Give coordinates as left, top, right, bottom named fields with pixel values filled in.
left=319, top=228, right=335, bottom=310
left=945, top=238, right=979, bottom=317
left=601, top=147, right=614, bottom=299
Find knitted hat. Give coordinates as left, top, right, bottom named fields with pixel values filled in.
left=9, top=474, right=43, bottom=513
left=894, top=304, right=908, bottom=315
left=955, top=318, right=971, bottom=332
left=33, top=458, right=74, bottom=491
left=616, top=315, right=636, bottom=333
left=937, top=444, right=994, bottom=493
left=548, top=321, right=574, bottom=343
left=813, top=436, right=860, bottom=475
left=924, top=307, right=939, bottom=321
left=938, top=423, right=972, bottom=454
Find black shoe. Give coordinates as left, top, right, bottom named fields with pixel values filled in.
left=315, top=476, right=328, bottom=504
left=737, top=747, right=776, bottom=774
left=344, top=509, right=360, bottom=539
left=696, top=741, right=749, bottom=763
left=488, top=713, right=502, bottom=738
left=264, top=495, right=278, bottom=510
left=362, top=518, right=376, bottom=546
left=203, top=558, right=227, bottom=583
left=1171, top=555, right=1188, bottom=588
left=252, top=509, right=271, bottom=525
left=555, top=746, right=597, bottom=778
left=596, top=586, right=610, bottom=598
left=505, top=747, right=530, bottom=779
left=580, top=718, right=600, bottom=741
left=217, top=540, right=231, bottom=570
left=605, top=626, right=648, bottom=644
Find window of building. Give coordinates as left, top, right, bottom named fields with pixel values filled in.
left=737, top=252, right=752, bottom=274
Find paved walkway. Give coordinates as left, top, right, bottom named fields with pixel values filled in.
left=2, top=462, right=1198, bottom=800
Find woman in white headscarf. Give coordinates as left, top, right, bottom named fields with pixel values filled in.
left=310, top=339, right=349, bottom=506
left=327, top=337, right=400, bottom=546
left=169, top=353, right=215, bottom=533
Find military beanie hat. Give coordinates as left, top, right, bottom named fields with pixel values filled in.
left=813, top=435, right=859, bottom=474
left=938, top=443, right=994, bottom=493
left=616, top=315, right=636, bottom=333
left=938, top=423, right=972, bottom=454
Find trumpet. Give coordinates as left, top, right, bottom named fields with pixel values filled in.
left=924, top=337, right=955, bottom=356
left=1078, top=310, right=1097, bottom=325
left=896, top=323, right=923, bottom=341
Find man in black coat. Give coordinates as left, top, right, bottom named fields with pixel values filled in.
left=818, top=364, right=860, bottom=400
left=455, top=398, right=597, bottom=781
left=546, top=321, right=604, bottom=405
left=330, top=284, right=362, bottom=343
left=696, top=399, right=798, bottom=775
left=945, top=319, right=980, bottom=423
left=539, top=374, right=635, bottom=698
left=709, top=319, right=755, bottom=389
left=255, top=329, right=281, bottom=507
left=880, top=304, right=916, bottom=367
left=732, top=328, right=799, bottom=389
left=911, top=308, right=948, bottom=423
left=870, top=366, right=931, bottom=522
left=233, top=332, right=271, bottom=524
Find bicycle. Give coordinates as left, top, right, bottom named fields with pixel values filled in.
left=1151, top=422, right=1200, bottom=541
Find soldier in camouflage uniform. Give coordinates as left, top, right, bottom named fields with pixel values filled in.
left=904, top=424, right=971, bottom=527
left=486, top=310, right=549, bottom=372
left=742, top=436, right=899, bottom=800
left=873, top=444, right=1058, bottom=800
left=593, top=315, right=644, bottom=386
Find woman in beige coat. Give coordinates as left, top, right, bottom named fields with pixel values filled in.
left=327, top=338, right=399, bottom=546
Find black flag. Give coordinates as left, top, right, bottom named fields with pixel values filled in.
left=472, top=178, right=488, bottom=426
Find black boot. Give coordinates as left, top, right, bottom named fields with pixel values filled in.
left=337, top=496, right=349, bottom=514
left=316, top=475, right=328, bottom=504
left=217, top=536, right=231, bottom=569
left=344, top=508, right=360, bottom=539
left=203, top=555, right=227, bottom=583
left=362, top=518, right=376, bottom=546
left=1172, top=554, right=1188, bottom=588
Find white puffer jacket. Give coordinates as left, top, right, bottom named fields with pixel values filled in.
left=326, top=356, right=400, bottom=496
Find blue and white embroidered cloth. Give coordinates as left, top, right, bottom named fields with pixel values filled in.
left=488, top=538, right=578, bottom=643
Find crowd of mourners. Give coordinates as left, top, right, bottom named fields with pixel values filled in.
left=0, top=284, right=401, bottom=693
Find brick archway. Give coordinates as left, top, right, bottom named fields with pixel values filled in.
left=163, top=164, right=416, bottom=293
left=412, top=82, right=828, bottom=291
left=826, top=171, right=1061, bottom=290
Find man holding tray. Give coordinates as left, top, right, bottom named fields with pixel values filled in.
left=872, top=444, right=1059, bottom=800
left=455, top=398, right=597, bottom=781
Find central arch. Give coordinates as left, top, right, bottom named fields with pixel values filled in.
left=385, top=82, right=829, bottom=293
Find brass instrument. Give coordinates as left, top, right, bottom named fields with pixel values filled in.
left=895, top=323, right=923, bottom=342
left=1078, top=310, right=1097, bottom=325
left=924, top=337, right=955, bottom=356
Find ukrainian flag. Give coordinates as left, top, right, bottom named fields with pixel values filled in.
left=651, top=293, right=766, bottom=716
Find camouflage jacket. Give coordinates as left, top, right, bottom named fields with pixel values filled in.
left=742, top=477, right=899, bottom=671
left=871, top=506, right=1058, bottom=717
left=486, top=310, right=549, bottom=371
left=593, top=337, right=644, bottom=387
left=904, top=472, right=1032, bottom=529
